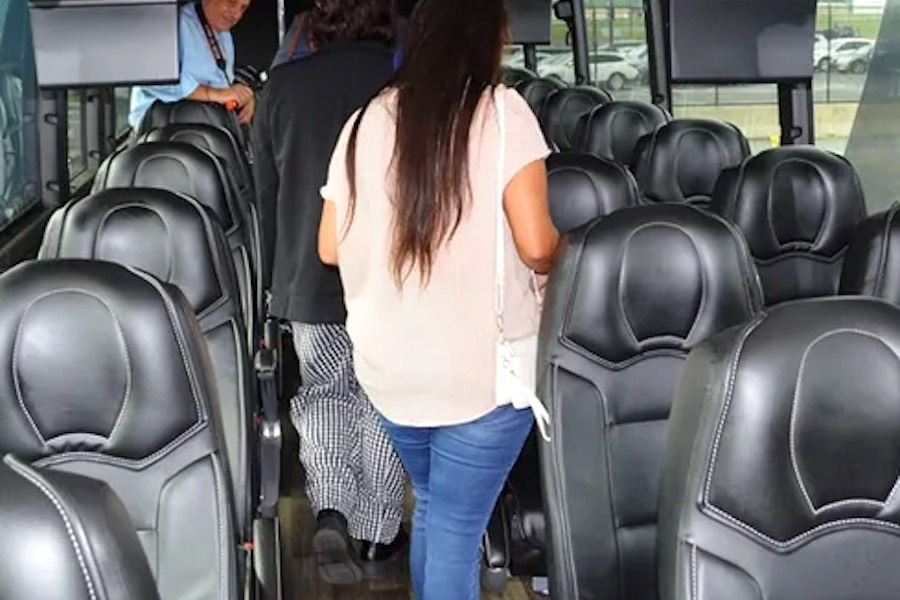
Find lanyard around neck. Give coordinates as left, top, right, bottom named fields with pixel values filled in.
left=195, top=2, right=229, bottom=77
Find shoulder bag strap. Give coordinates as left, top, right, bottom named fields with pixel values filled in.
left=494, top=85, right=507, bottom=340
left=195, top=2, right=230, bottom=80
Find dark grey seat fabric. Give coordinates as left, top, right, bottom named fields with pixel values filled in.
left=658, top=296, right=900, bottom=600
left=577, top=100, right=670, bottom=168
left=539, top=203, right=763, bottom=600
left=840, top=202, right=900, bottom=301
left=0, top=454, right=160, bottom=600
left=540, top=86, right=614, bottom=152
left=39, top=187, right=255, bottom=539
left=712, top=145, right=867, bottom=306
left=0, top=259, right=239, bottom=600
left=92, top=141, right=257, bottom=353
left=632, top=119, right=751, bottom=206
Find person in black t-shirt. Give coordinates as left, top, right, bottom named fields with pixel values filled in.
left=251, top=0, right=407, bottom=585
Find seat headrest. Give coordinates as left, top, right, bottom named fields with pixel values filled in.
left=840, top=203, right=900, bottom=303
left=711, top=146, right=866, bottom=262
left=546, top=152, right=639, bottom=233
left=39, top=188, right=238, bottom=318
left=136, top=100, right=243, bottom=148
left=577, top=100, right=671, bottom=166
left=93, top=141, right=238, bottom=232
left=544, top=204, right=762, bottom=365
left=692, top=296, right=900, bottom=546
left=0, top=260, right=218, bottom=462
left=633, top=119, right=751, bottom=206
left=138, top=123, right=251, bottom=190
left=0, top=455, right=160, bottom=600
left=540, top=86, right=614, bottom=152
left=515, top=77, right=567, bottom=118
left=502, top=66, right=537, bottom=87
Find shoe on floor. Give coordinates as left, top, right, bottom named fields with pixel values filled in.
left=359, top=527, right=409, bottom=580
left=312, top=509, right=363, bottom=585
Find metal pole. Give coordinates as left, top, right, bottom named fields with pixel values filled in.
left=276, top=0, right=285, bottom=43
left=571, top=0, right=591, bottom=84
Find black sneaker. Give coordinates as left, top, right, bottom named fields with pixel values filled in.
left=359, top=527, right=409, bottom=580
left=311, top=509, right=363, bottom=585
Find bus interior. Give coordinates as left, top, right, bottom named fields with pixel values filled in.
left=2, top=0, right=900, bottom=599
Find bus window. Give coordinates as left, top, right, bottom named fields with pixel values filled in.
left=67, top=89, right=89, bottom=189
left=0, top=0, right=39, bottom=231
left=114, top=86, right=131, bottom=136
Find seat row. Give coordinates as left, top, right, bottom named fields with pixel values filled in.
left=539, top=198, right=900, bottom=600
left=482, top=140, right=870, bottom=591
left=511, top=74, right=750, bottom=195
left=0, top=98, right=282, bottom=600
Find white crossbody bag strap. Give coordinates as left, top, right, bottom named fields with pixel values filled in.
left=493, top=86, right=551, bottom=442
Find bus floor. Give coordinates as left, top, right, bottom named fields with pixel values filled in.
left=278, top=406, right=546, bottom=599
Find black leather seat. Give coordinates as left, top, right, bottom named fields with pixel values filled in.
left=39, top=187, right=256, bottom=540
left=0, top=454, right=160, bottom=600
left=136, top=99, right=245, bottom=152
left=538, top=203, right=763, bottom=600
left=137, top=123, right=263, bottom=319
left=515, top=76, right=567, bottom=120
left=658, top=296, right=900, bottom=600
left=546, top=152, right=640, bottom=232
left=503, top=66, right=537, bottom=87
left=540, top=86, right=613, bottom=152
left=577, top=100, right=671, bottom=168
left=0, top=259, right=241, bottom=599
left=840, top=202, right=900, bottom=303
left=482, top=151, right=640, bottom=591
left=632, top=119, right=751, bottom=206
left=92, top=141, right=257, bottom=352
left=711, top=145, right=867, bottom=306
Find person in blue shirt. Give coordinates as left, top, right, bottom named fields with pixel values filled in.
left=129, top=0, right=255, bottom=129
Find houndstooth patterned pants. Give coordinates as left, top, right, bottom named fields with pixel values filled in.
left=290, top=322, right=407, bottom=544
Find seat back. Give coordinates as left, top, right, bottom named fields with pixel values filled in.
left=502, top=66, right=537, bottom=87
left=0, top=259, right=238, bottom=600
left=547, top=152, right=640, bottom=232
left=136, top=99, right=245, bottom=152
left=540, top=86, right=613, bottom=152
left=712, top=145, right=867, bottom=306
left=515, top=76, right=567, bottom=120
left=92, top=141, right=257, bottom=351
left=39, top=187, right=255, bottom=538
left=0, top=454, right=161, bottom=600
left=632, top=119, right=751, bottom=206
left=658, top=297, right=900, bottom=600
left=840, top=203, right=900, bottom=303
left=137, top=124, right=262, bottom=313
left=539, top=203, right=763, bottom=600
left=577, top=100, right=670, bottom=167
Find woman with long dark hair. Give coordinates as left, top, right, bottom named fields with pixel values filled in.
left=317, top=0, right=559, bottom=596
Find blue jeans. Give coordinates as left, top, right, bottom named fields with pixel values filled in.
left=379, top=405, right=534, bottom=600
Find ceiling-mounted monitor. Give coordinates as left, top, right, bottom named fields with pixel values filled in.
left=29, top=0, right=179, bottom=89
left=669, top=0, right=817, bottom=83
left=508, top=0, right=552, bottom=45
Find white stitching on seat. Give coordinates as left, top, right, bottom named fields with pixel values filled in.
left=703, top=319, right=900, bottom=549
left=789, top=328, right=900, bottom=515
left=5, top=457, right=98, bottom=600
left=12, top=288, right=132, bottom=446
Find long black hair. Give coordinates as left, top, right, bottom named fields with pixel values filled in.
left=344, top=0, right=509, bottom=287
